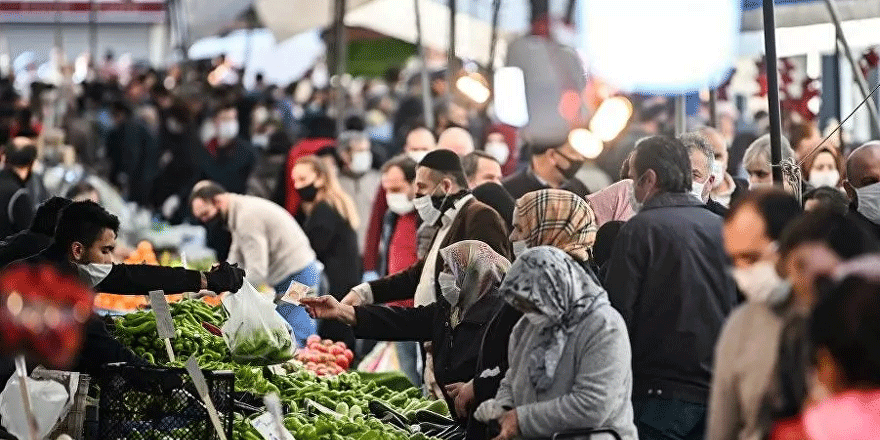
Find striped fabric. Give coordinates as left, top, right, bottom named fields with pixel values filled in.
left=512, top=189, right=598, bottom=261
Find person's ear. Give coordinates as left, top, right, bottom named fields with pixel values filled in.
left=644, top=169, right=658, bottom=189
left=843, top=179, right=856, bottom=203
left=71, top=242, right=84, bottom=261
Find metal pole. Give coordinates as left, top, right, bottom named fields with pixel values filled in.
left=414, top=0, right=434, bottom=131
left=836, top=40, right=844, bottom=147
left=823, top=0, right=880, bottom=138
left=674, top=95, right=686, bottom=136
left=89, top=0, right=98, bottom=62
left=762, top=0, right=784, bottom=186
left=446, top=0, right=456, bottom=101
left=488, top=0, right=501, bottom=75
left=333, top=0, right=347, bottom=136
left=708, top=89, right=718, bottom=128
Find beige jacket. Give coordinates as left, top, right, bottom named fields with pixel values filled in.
left=225, top=194, right=316, bottom=287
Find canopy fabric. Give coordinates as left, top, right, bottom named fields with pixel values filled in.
left=180, top=0, right=253, bottom=42
left=740, top=0, right=880, bottom=31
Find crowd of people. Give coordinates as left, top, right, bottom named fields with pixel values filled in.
left=0, top=54, right=879, bottom=440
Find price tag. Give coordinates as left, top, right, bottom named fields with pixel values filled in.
left=148, top=291, right=175, bottom=339
left=250, top=413, right=295, bottom=440
left=279, top=281, right=314, bottom=306
left=185, top=357, right=228, bottom=440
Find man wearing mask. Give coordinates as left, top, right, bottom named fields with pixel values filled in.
left=703, top=127, right=748, bottom=208
left=341, top=150, right=511, bottom=393
left=502, top=140, right=587, bottom=200
left=189, top=181, right=321, bottom=346
left=0, top=137, right=38, bottom=239
left=604, top=136, right=738, bottom=440
left=105, top=101, right=159, bottom=207
left=153, top=101, right=199, bottom=223
left=337, top=130, right=381, bottom=253
left=195, top=103, right=256, bottom=195
left=680, top=132, right=727, bottom=216
left=844, top=140, right=880, bottom=239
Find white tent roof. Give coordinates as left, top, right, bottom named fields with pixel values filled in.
left=740, top=0, right=880, bottom=31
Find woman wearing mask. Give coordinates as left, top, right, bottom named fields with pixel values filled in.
left=302, top=240, right=514, bottom=437
left=292, top=155, right=361, bottom=349
left=802, top=147, right=844, bottom=189
left=742, top=134, right=796, bottom=190
left=453, top=189, right=600, bottom=439
left=474, top=246, right=637, bottom=440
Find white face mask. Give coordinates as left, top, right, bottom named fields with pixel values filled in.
left=711, top=162, right=725, bottom=187
left=524, top=312, right=550, bottom=327
left=691, top=180, right=706, bottom=201
left=628, top=180, right=643, bottom=212
left=252, top=134, right=270, bottom=149
left=413, top=185, right=446, bottom=225
left=217, top=120, right=239, bottom=141
left=749, top=181, right=773, bottom=190
left=350, top=150, right=373, bottom=174
left=407, top=150, right=429, bottom=163
left=484, top=141, right=510, bottom=165
left=386, top=192, right=414, bottom=215
left=438, top=271, right=460, bottom=306
left=731, top=260, right=785, bottom=303
left=808, top=170, right=840, bottom=188
left=512, top=240, right=528, bottom=258
left=855, top=182, right=880, bottom=225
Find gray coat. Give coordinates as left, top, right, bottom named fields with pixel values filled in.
left=494, top=299, right=638, bottom=440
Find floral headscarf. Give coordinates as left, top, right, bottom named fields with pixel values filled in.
left=439, top=240, right=511, bottom=327
left=500, top=246, right=608, bottom=391
left=511, top=189, right=598, bottom=261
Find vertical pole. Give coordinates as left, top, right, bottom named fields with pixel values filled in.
left=333, top=0, right=347, bottom=136
left=674, top=95, right=686, bottom=136
left=836, top=41, right=844, bottom=147
left=446, top=0, right=456, bottom=101
left=824, top=0, right=880, bottom=138
left=488, top=0, right=501, bottom=75
left=89, top=0, right=98, bottom=63
left=708, top=89, right=718, bottom=128
left=414, top=0, right=434, bottom=131
left=762, top=0, right=784, bottom=186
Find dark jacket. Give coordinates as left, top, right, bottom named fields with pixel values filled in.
left=0, top=168, right=34, bottom=239
left=0, top=229, right=52, bottom=269
left=302, top=201, right=361, bottom=296
left=195, top=138, right=256, bottom=195
left=704, top=197, right=729, bottom=217
left=367, top=197, right=512, bottom=304
left=501, top=168, right=587, bottom=201
left=730, top=176, right=749, bottom=207
left=106, top=119, right=160, bottom=206
left=847, top=203, right=880, bottom=241
left=353, top=292, right=508, bottom=424
left=471, top=182, right=515, bottom=232
left=604, top=192, right=737, bottom=405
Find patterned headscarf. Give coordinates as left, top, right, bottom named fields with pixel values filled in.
left=439, top=240, right=511, bottom=327
left=512, top=189, right=598, bottom=261
left=500, top=246, right=608, bottom=392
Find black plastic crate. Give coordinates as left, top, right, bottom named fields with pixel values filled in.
left=98, top=363, right=234, bottom=440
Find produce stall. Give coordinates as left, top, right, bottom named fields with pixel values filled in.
left=105, top=297, right=455, bottom=440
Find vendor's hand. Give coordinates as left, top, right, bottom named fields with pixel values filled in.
left=204, top=262, right=245, bottom=293
left=445, top=381, right=475, bottom=418
left=492, top=409, right=519, bottom=440
left=301, top=295, right=357, bottom=326
left=340, top=290, right=363, bottom=307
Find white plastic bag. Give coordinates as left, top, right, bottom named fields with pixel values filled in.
left=221, top=280, right=295, bottom=364
left=0, top=375, right=68, bottom=439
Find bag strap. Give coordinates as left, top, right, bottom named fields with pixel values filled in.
left=7, top=188, right=27, bottom=225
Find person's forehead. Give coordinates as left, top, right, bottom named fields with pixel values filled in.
left=487, top=133, right=504, bottom=142
left=292, top=163, right=315, bottom=177
left=382, top=166, right=406, bottom=185
left=477, top=156, right=500, bottom=171
left=724, top=205, right=769, bottom=249
left=850, top=148, right=880, bottom=182
left=96, top=228, right=117, bottom=245
left=415, top=166, right=434, bottom=183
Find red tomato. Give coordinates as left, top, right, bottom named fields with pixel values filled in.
left=306, top=335, right=322, bottom=345
left=328, top=345, right=344, bottom=356
left=322, top=339, right=334, bottom=346
left=306, top=362, right=317, bottom=369
left=335, top=355, right=349, bottom=369
left=344, top=349, right=354, bottom=362
left=334, top=341, right=347, bottom=349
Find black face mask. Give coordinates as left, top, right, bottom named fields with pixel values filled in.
left=432, top=190, right=467, bottom=213
left=297, top=184, right=319, bottom=202
left=203, top=214, right=225, bottom=231
left=5, top=145, right=37, bottom=167
left=555, top=150, right=585, bottom=180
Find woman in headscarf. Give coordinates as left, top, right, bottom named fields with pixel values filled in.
left=475, top=246, right=637, bottom=440
left=301, top=240, right=514, bottom=430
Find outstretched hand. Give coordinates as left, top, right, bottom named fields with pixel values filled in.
left=301, top=295, right=357, bottom=326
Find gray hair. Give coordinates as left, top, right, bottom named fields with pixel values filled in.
left=337, top=130, right=369, bottom=153
left=743, top=134, right=794, bottom=170
left=679, top=132, right=715, bottom=175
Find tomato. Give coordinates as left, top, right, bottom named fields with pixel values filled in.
left=306, top=362, right=317, bottom=369
left=335, top=355, right=349, bottom=369
left=328, top=345, right=344, bottom=356
left=344, top=349, right=354, bottom=362
left=322, top=339, right=334, bottom=346
left=309, top=343, right=326, bottom=353
left=334, top=341, right=347, bottom=349
left=306, top=335, right=322, bottom=345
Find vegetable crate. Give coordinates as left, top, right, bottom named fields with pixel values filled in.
left=97, top=363, right=234, bottom=440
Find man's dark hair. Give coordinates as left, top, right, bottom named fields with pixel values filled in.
left=461, top=151, right=498, bottom=181
left=381, top=155, right=417, bottom=183
left=189, top=181, right=227, bottom=206
left=30, top=197, right=72, bottom=236
left=803, top=187, right=849, bottom=216
left=726, top=188, right=802, bottom=241
left=779, top=209, right=880, bottom=260
left=810, top=275, right=880, bottom=387
left=54, top=200, right=120, bottom=250
left=65, top=181, right=97, bottom=200
left=632, top=135, right=692, bottom=193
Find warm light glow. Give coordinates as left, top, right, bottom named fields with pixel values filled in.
left=456, top=74, right=491, bottom=104
left=589, top=97, right=633, bottom=142
left=493, top=67, right=529, bottom=127
left=568, top=129, right=604, bottom=159
left=6, top=291, right=22, bottom=316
